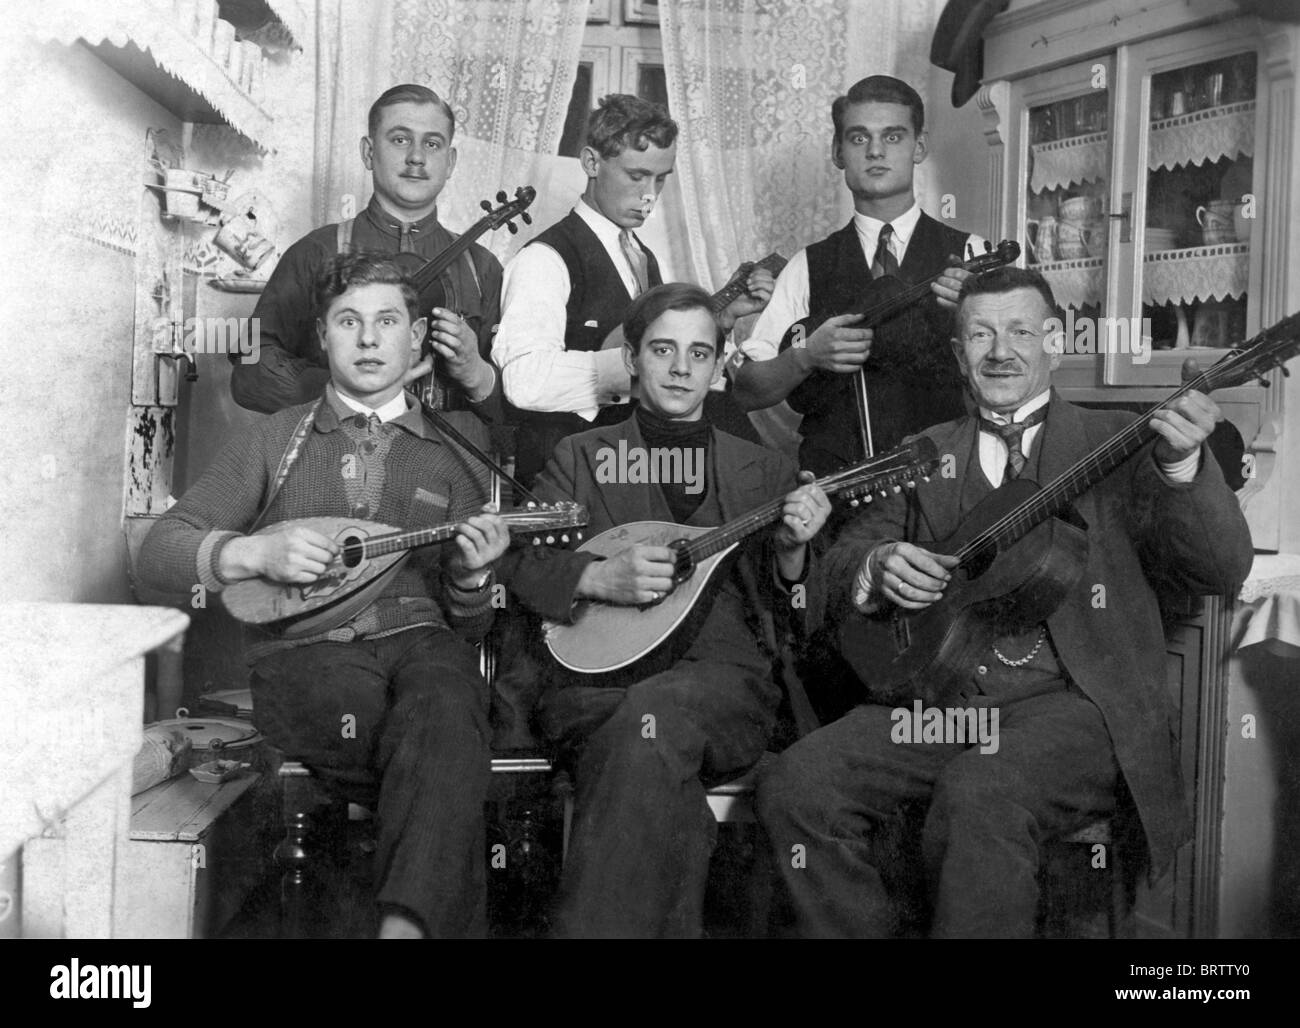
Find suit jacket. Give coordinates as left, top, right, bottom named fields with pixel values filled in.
left=820, top=393, right=1254, bottom=875
left=502, top=414, right=807, bottom=679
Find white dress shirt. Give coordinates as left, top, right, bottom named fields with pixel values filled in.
left=334, top=388, right=410, bottom=423
left=851, top=389, right=1201, bottom=610
left=739, top=203, right=986, bottom=363
left=493, top=198, right=644, bottom=421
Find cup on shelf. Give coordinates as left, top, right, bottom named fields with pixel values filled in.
left=215, top=210, right=275, bottom=270
left=162, top=168, right=204, bottom=219
left=1169, top=90, right=1186, bottom=117
left=1196, top=201, right=1237, bottom=245
left=1026, top=216, right=1057, bottom=263
left=1055, top=219, right=1096, bottom=260
left=1060, top=195, right=1102, bottom=223
left=1145, top=227, right=1180, bottom=251
left=1206, top=72, right=1225, bottom=109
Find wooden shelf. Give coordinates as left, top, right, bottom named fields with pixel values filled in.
left=38, top=2, right=275, bottom=151
left=80, top=30, right=271, bottom=150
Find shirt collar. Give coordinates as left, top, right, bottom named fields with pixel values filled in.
left=318, top=383, right=436, bottom=440
left=853, top=202, right=922, bottom=249
left=979, top=389, right=1051, bottom=426
left=363, top=193, right=442, bottom=236
left=575, top=196, right=631, bottom=250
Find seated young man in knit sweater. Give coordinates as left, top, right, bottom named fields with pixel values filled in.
left=499, top=283, right=831, bottom=937
left=138, top=253, right=510, bottom=939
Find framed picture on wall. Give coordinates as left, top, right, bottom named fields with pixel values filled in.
left=623, top=0, right=660, bottom=26
left=621, top=47, right=668, bottom=113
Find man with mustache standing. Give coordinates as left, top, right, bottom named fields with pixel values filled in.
left=755, top=267, right=1253, bottom=938
left=231, top=84, right=503, bottom=422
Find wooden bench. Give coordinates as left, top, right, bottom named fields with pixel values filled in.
left=117, top=771, right=264, bottom=938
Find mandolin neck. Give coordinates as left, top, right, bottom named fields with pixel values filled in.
left=682, top=466, right=893, bottom=564
left=357, top=515, right=568, bottom=559
left=709, top=255, right=785, bottom=314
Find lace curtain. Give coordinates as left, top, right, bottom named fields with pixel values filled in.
left=312, top=0, right=587, bottom=260
left=659, top=0, right=945, bottom=452
left=660, top=0, right=945, bottom=294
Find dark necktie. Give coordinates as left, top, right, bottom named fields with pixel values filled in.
left=978, top=405, right=1048, bottom=483
left=871, top=223, right=899, bottom=279
left=620, top=229, right=650, bottom=296
left=399, top=222, right=415, bottom=253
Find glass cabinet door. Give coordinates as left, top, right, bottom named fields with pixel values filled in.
left=1011, top=57, right=1115, bottom=381
left=1112, top=23, right=1263, bottom=384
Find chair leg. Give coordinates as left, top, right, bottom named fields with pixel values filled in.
left=275, top=761, right=317, bottom=939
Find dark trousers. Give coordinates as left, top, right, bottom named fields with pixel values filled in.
left=537, top=658, right=780, bottom=937
left=249, top=629, right=491, bottom=937
left=755, top=683, right=1118, bottom=938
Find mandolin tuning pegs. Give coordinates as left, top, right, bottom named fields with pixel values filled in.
left=521, top=212, right=532, bottom=224
left=545, top=535, right=555, bottom=545
left=1281, top=365, right=1291, bottom=377
left=526, top=501, right=537, bottom=509
left=560, top=534, right=569, bottom=543
left=892, top=484, right=902, bottom=493
left=497, top=190, right=508, bottom=203
left=481, top=200, right=493, bottom=212
left=849, top=497, right=860, bottom=507
left=861, top=494, right=873, bottom=504
left=507, top=222, right=518, bottom=234
left=531, top=537, right=541, bottom=546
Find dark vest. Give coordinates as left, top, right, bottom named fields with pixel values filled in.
left=789, top=212, right=972, bottom=475
left=509, top=211, right=662, bottom=486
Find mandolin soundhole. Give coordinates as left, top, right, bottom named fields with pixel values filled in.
left=340, top=534, right=364, bottom=568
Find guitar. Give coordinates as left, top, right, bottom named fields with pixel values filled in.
left=223, top=502, right=586, bottom=634
left=392, top=187, right=536, bottom=408
left=782, top=240, right=1022, bottom=458
left=542, top=438, right=940, bottom=673
left=600, top=252, right=788, bottom=351
left=838, top=312, right=1300, bottom=707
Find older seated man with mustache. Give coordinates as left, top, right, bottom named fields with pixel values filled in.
left=756, top=266, right=1253, bottom=938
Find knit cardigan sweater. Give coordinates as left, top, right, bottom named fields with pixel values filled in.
left=138, top=388, right=497, bottom=654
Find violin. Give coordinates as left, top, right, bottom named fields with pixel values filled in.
left=780, top=240, right=1021, bottom=459
left=390, top=186, right=536, bottom=408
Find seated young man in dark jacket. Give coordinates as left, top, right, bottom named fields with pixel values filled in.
left=139, top=252, right=510, bottom=939
left=500, top=282, right=831, bottom=937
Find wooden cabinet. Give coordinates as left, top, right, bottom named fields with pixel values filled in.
left=979, top=1, right=1297, bottom=553
left=1134, top=599, right=1233, bottom=938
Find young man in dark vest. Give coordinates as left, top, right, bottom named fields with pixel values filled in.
left=732, top=75, right=983, bottom=475
left=231, top=84, right=504, bottom=423
left=493, top=94, right=773, bottom=487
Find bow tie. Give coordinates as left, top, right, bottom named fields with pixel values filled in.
left=977, top=406, right=1047, bottom=483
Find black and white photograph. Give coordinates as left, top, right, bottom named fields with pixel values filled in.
left=0, top=0, right=1297, bottom=980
